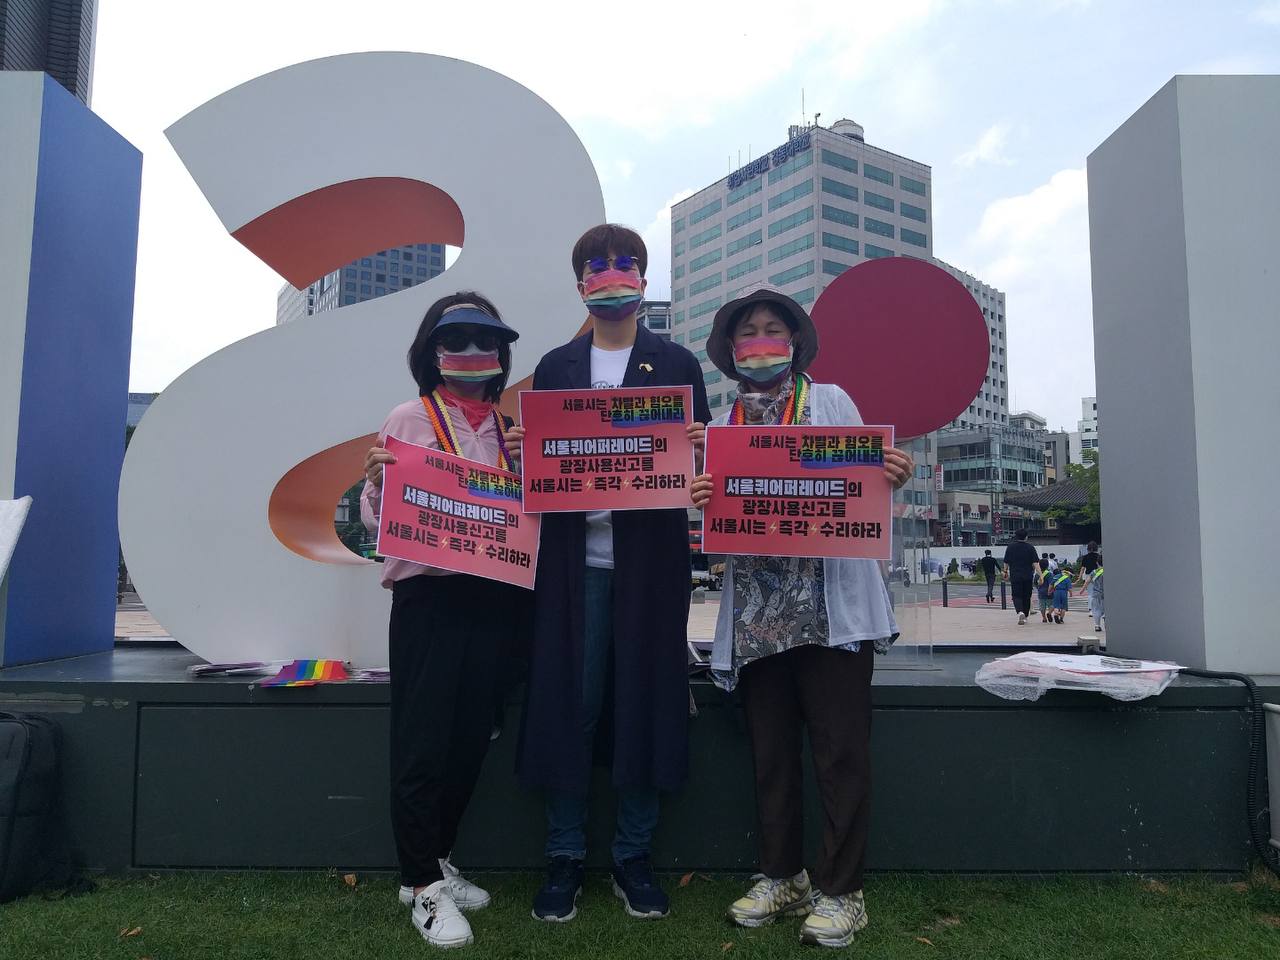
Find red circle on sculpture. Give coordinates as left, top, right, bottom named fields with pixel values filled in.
left=807, top=257, right=990, bottom=440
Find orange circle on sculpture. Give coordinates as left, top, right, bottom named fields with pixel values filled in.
left=807, top=258, right=990, bottom=439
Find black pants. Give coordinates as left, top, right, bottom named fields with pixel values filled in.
left=1010, top=578, right=1034, bottom=616
left=739, top=643, right=874, bottom=896
left=389, top=574, right=506, bottom=887
left=985, top=574, right=996, bottom=601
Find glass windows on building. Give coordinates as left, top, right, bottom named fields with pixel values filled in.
left=727, top=177, right=763, bottom=206
left=767, top=149, right=814, bottom=184
left=726, top=254, right=762, bottom=281
left=865, top=218, right=895, bottom=239
left=344, top=281, right=356, bottom=291
left=360, top=284, right=372, bottom=294
left=767, top=205, right=814, bottom=238
left=674, top=264, right=685, bottom=280
left=767, top=179, right=814, bottom=212
left=901, top=175, right=927, bottom=196
left=821, top=177, right=858, bottom=202
left=822, top=232, right=859, bottom=255
left=727, top=203, right=762, bottom=231
left=767, top=232, right=815, bottom=264
left=901, top=228, right=928, bottom=248
left=791, top=287, right=815, bottom=305
left=726, top=229, right=763, bottom=256
left=865, top=244, right=894, bottom=259
left=690, top=248, right=723, bottom=272
left=864, top=191, right=894, bottom=212
left=674, top=241, right=685, bottom=257
left=689, top=273, right=722, bottom=296
left=823, top=258, right=851, bottom=276
left=689, top=297, right=721, bottom=322
left=690, top=223, right=722, bottom=249
left=689, top=198, right=722, bottom=224
left=768, top=260, right=814, bottom=286
left=822, top=204, right=858, bottom=228
left=821, top=149, right=857, bottom=173
left=863, top=163, right=893, bottom=184
left=901, top=202, right=927, bottom=222
left=704, top=370, right=723, bottom=386
left=672, top=216, right=685, bottom=233
left=689, top=320, right=716, bottom=340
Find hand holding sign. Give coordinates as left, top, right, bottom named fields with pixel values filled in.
left=701, top=425, right=895, bottom=561
left=519, top=387, right=697, bottom=513
left=376, top=436, right=541, bottom=589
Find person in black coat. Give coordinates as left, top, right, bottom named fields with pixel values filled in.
left=507, top=224, right=710, bottom=923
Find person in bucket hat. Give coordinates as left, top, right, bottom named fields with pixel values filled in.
left=691, top=284, right=914, bottom=948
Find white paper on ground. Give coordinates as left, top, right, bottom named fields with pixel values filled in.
left=975, top=651, right=1183, bottom=702
left=0, top=497, right=33, bottom=583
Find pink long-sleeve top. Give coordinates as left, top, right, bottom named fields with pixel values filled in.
left=360, top=398, right=505, bottom=588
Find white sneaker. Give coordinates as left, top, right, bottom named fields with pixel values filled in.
left=1017, top=613, right=1026, bottom=624
left=398, top=859, right=491, bottom=911
left=411, top=880, right=474, bottom=949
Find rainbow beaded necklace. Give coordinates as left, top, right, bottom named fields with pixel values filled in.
left=729, top=373, right=811, bottom=426
left=420, top=389, right=513, bottom=472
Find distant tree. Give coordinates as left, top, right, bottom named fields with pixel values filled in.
left=1047, top=449, right=1101, bottom=525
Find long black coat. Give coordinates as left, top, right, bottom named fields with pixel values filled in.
left=516, top=323, right=712, bottom=792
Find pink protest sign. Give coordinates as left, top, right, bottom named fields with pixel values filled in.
left=376, top=436, right=540, bottom=589
left=702, top=425, right=894, bottom=560
left=518, top=387, right=696, bottom=513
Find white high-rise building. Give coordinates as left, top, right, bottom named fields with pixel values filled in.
left=1078, top=396, right=1098, bottom=457
left=934, top=260, right=1009, bottom=428
left=669, top=119, right=933, bottom=416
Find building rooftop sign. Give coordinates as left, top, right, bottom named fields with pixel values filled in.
left=727, top=130, right=812, bottom=190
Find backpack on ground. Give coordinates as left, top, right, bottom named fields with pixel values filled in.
left=0, top=712, right=66, bottom=902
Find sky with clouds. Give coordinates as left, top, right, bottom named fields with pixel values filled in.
left=90, top=0, right=1280, bottom=432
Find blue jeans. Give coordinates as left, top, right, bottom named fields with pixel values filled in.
left=545, top=566, right=660, bottom=863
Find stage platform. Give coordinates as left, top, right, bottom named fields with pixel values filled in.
left=1, top=646, right=1275, bottom=876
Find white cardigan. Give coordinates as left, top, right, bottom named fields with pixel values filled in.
left=708, top=382, right=899, bottom=691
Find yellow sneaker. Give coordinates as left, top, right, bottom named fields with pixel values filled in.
left=726, top=871, right=813, bottom=928
left=799, top=891, right=868, bottom=948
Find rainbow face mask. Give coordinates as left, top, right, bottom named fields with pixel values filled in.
left=733, top=336, right=794, bottom=386
left=582, top=269, right=644, bottom=322
left=437, top=344, right=502, bottom=382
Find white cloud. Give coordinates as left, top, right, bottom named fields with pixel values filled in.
left=947, top=168, right=1094, bottom=431
left=640, top=189, right=697, bottom=301
left=1252, top=2, right=1280, bottom=26
left=955, top=121, right=1014, bottom=168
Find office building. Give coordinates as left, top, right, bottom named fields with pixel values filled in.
left=1078, top=395, right=1098, bottom=457
left=275, top=243, right=446, bottom=326
left=670, top=118, right=932, bottom=416
left=639, top=300, right=671, bottom=339
left=0, top=0, right=96, bottom=104
left=935, top=261, right=1008, bottom=428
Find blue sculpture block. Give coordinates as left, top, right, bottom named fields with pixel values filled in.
left=0, top=74, right=142, bottom=667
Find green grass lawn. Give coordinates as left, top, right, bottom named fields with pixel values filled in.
left=4, top=869, right=1280, bottom=959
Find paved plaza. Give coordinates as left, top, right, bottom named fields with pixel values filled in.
left=116, top=591, right=1103, bottom=649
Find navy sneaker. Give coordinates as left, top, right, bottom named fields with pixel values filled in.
left=611, top=855, right=670, bottom=919
left=532, top=856, right=584, bottom=922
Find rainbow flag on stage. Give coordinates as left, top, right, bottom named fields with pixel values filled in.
left=258, top=659, right=348, bottom=688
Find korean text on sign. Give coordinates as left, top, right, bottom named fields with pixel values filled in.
left=702, top=425, right=894, bottom=560
left=518, top=387, right=696, bottom=513
left=376, top=435, right=540, bottom=589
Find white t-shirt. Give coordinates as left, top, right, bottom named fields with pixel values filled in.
left=585, top=344, right=633, bottom=569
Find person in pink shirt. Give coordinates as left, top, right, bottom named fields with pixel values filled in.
left=360, top=291, right=523, bottom=949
